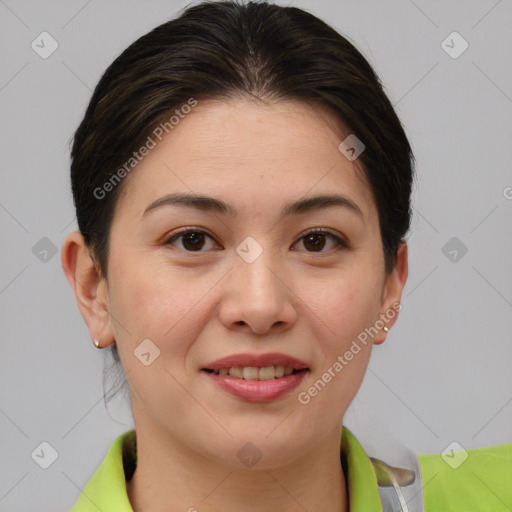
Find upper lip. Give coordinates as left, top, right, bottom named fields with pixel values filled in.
left=202, top=352, right=309, bottom=371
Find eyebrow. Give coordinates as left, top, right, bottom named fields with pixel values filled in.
left=141, top=192, right=365, bottom=223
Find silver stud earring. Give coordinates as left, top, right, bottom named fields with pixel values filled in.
left=383, top=326, right=389, bottom=333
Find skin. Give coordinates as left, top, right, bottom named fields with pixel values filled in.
left=62, top=97, right=408, bottom=512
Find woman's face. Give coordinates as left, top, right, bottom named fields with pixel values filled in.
left=68, top=98, right=407, bottom=468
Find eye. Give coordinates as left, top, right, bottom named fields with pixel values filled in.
left=163, top=228, right=219, bottom=252
left=163, top=227, right=348, bottom=254
left=292, top=229, right=348, bottom=253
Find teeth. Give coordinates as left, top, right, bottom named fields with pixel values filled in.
left=258, top=366, right=275, bottom=381
left=212, top=365, right=299, bottom=380
left=242, top=366, right=259, bottom=380
left=229, top=367, right=243, bottom=378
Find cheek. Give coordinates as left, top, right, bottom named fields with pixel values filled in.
left=297, top=277, right=377, bottom=424
left=300, top=267, right=381, bottom=353
left=294, top=266, right=380, bottom=409
left=107, top=268, right=206, bottom=412
left=108, top=260, right=184, bottom=345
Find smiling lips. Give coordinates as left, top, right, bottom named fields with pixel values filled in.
left=201, top=352, right=310, bottom=402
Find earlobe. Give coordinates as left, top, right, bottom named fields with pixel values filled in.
left=373, top=242, right=409, bottom=345
left=61, top=231, right=115, bottom=347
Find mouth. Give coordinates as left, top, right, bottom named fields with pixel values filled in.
left=199, top=353, right=310, bottom=402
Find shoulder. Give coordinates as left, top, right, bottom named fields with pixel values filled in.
left=418, top=441, right=512, bottom=512
left=70, top=430, right=136, bottom=512
left=344, top=427, right=512, bottom=512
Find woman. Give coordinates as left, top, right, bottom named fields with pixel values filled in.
left=61, top=1, right=511, bottom=511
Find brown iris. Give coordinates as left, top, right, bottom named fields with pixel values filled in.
left=302, top=233, right=327, bottom=252
left=181, top=231, right=206, bottom=251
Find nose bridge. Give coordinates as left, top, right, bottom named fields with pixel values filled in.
left=235, top=235, right=283, bottom=301
left=219, top=234, right=297, bottom=334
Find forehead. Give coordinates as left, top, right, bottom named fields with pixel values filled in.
left=113, top=98, right=377, bottom=224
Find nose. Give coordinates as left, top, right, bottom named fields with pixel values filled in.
left=218, top=248, right=298, bottom=336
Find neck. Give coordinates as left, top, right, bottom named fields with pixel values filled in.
left=126, top=423, right=348, bottom=512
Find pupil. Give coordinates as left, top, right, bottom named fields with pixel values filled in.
left=304, top=234, right=325, bottom=252
left=183, top=232, right=204, bottom=251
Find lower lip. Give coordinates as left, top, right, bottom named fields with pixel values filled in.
left=201, top=370, right=309, bottom=402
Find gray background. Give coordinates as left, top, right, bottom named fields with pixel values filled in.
left=1, top=0, right=511, bottom=510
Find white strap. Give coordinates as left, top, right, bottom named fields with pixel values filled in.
left=371, top=454, right=425, bottom=512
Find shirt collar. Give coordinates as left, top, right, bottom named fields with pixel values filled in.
left=341, top=426, right=383, bottom=511
left=71, top=426, right=382, bottom=512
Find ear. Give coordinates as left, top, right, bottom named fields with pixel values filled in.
left=61, top=231, right=115, bottom=348
left=372, top=242, right=408, bottom=345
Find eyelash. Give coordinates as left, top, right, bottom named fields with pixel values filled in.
left=162, top=226, right=348, bottom=253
